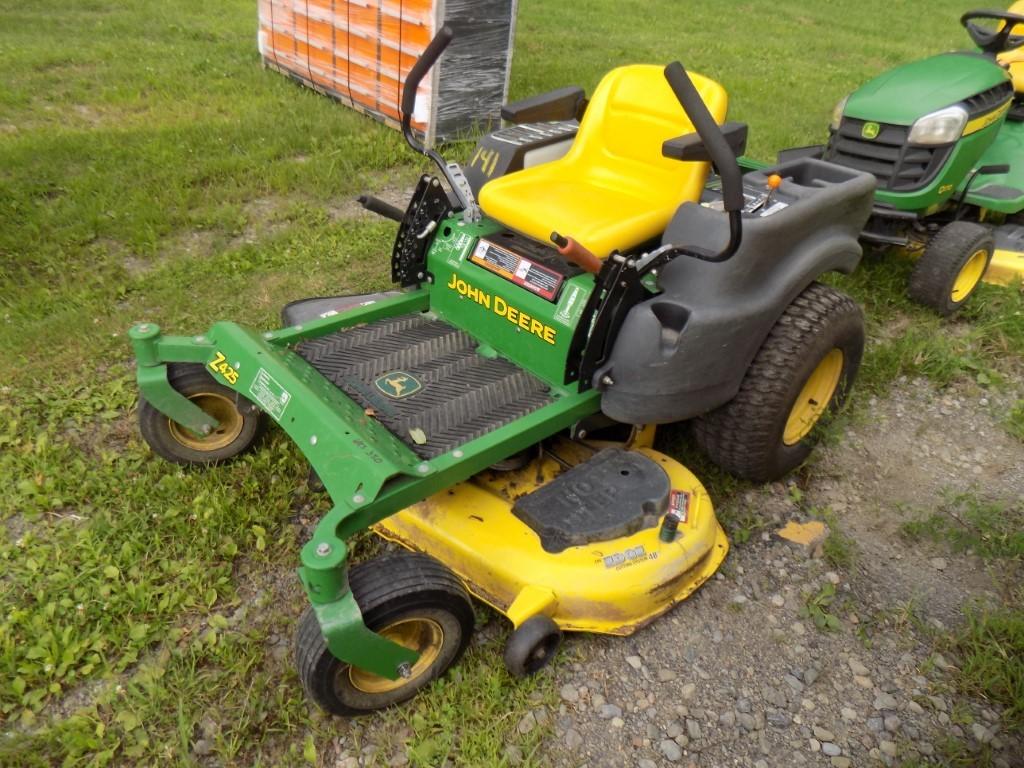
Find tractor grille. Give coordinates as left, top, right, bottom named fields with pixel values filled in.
left=963, top=81, right=1013, bottom=119
left=825, top=118, right=952, bottom=192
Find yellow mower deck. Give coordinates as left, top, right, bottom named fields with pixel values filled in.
left=902, top=232, right=1024, bottom=287
left=374, top=438, right=728, bottom=636
left=987, top=247, right=1024, bottom=285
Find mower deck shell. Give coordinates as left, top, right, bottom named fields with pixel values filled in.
left=373, top=441, right=728, bottom=636
left=990, top=223, right=1024, bottom=284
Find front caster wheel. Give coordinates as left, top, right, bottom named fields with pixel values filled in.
left=909, top=221, right=993, bottom=315
left=138, top=363, right=265, bottom=465
left=504, top=615, right=562, bottom=677
left=694, top=282, right=864, bottom=482
left=295, top=553, right=474, bottom=716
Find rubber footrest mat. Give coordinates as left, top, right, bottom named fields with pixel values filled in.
left=294, top=314, right=553, bottom=459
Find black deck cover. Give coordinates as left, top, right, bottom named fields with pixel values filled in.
left=513, top=448, right=670, bottom=553
left=294, top=314, right=553, bottom=459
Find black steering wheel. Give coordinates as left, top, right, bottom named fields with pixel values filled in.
left=961, top=10, right=1024, bottom=53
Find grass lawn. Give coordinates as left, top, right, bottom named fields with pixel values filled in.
left=1, top=0, right=1022, bottom=765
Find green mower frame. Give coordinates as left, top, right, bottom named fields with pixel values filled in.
left=130, top=287, right=598, bottom=679
left=129, top=25, right=878, bottom=713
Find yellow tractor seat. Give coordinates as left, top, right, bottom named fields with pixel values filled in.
left=478, top=64, right=728, bottom=258
left=996, top=1, right=1024, bottom=92
left=999, top=51, right=1024, bottom=93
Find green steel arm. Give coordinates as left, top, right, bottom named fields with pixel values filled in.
left=128, top=291, right=600, bottom=680
left=129, top=323, right=220, bottom=436
left=295, top=387, right=599, bottom=677
left=267, top=289, right=429, bottom=345
left=129, top=305, right=434, bottom=680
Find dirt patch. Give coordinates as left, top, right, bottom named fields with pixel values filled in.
left=807, top=377, right=1024, bottom=627
left=822, top=378, right=1024, bottom=506
left=120, top=171, right=418, bottom=281
left=538, top=379, right=1023, bottom=768
left=122, top=230, right=219, bottom=279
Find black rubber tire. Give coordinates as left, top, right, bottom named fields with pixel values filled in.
left=693, top=282, right=864, bottom=482
left=490, top=447, right=534, bottom=472
left=295, top=552, right=474, bottom=716
left=908, top=221, right=993, bottom=315
left=138, top=363, right=264, bottom=465
left=504, top=615, right=562, bottom=678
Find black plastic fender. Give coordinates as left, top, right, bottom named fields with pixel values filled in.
left=597, top=158, right=876, bottom=425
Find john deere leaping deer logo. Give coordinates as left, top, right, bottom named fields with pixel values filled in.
left=374, top=371, right=423, bottom=399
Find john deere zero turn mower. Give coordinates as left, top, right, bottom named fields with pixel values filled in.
left=129, top=29, right=875, bottom=715
left=781, top=5, right=1024, bottom=314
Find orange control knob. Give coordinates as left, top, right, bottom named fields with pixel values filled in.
left=551, top=231, right=602, bottom=274
left=767, top=174, right=783, bottom=191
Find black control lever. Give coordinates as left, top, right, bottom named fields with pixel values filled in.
left=399, top=26, right=481, bottom=221
left=358, top=195, right=405, bottom=223
left=662, top=61, right=743, bottom=262
left=400, top=26, right=454, bottom=152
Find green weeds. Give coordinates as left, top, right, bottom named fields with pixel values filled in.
left=900, top=491, right=1024, bottom=561
left=802, top=505, right=859, bottom=570
left=800, top=583, right=842, bottom=632
left=951, top=598, right=1024, bottom=729
left=1007, top=400, right=1024, bottom=442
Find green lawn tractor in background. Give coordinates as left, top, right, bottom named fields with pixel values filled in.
left=782, top=6, right=1024, bottom=315
left=129, top=28, right=875, bottom=715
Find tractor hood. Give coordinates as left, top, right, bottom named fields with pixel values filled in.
left=844, top=52, right=1009, bottom=126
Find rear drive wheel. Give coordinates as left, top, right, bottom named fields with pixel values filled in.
left=138, top=364, right=264, bottom=465
left=504, top=615, right=562, bottom=678
left=909, top=221, right=993, bottom=315
left=694, top=283, right=864, bottom=482
left=295, top=553, right=474, bottom=716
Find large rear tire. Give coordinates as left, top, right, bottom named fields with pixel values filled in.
left=694, top=283, right=864, bottom=482
left=908, top=221, right=993, bottom=315
left=295, top=553, right=475, bottom=716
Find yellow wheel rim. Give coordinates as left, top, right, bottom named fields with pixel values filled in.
left=783, top=349, right=844, bottom=446
left=951, top=248, right=988, bottom=302
left=347, top=618, right=444, bottom=694
left=166, top=393, right=244, bottom=451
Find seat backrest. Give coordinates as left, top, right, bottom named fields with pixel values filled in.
left=559, top=64, right=728, bottom=201
left=998, top=1, right=1024, bottom=92
left=999, top=51, right=1024, bottom=93
left=1004, top=0, right=1024, bottom=32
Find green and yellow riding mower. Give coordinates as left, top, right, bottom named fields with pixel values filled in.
left=129, top=28, right=876, bottom=715
left=778, top=5, right=1024, bottom=314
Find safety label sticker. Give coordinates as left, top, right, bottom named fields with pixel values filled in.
left=470, top=239, right=564, bottom=301
left=249, top=368, right=291, bottom=421
left=446, top=231, right=474, bottom=268
left=669, top=490, right=690, bottom=523
left=554, top=283, right=585, bottom=325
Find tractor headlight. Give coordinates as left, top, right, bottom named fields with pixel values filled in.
left=830, top=95, right=849, bottom=130
left=908, top=105, right=968, bottom=145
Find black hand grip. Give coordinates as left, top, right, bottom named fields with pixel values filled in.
left=358, top=194, right=405, bottom=223
left=663, top=62, right=744, bottom=213
left=401, top=26, right=454, bottom=123
left=961, top=11, right=1024, bottom=52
